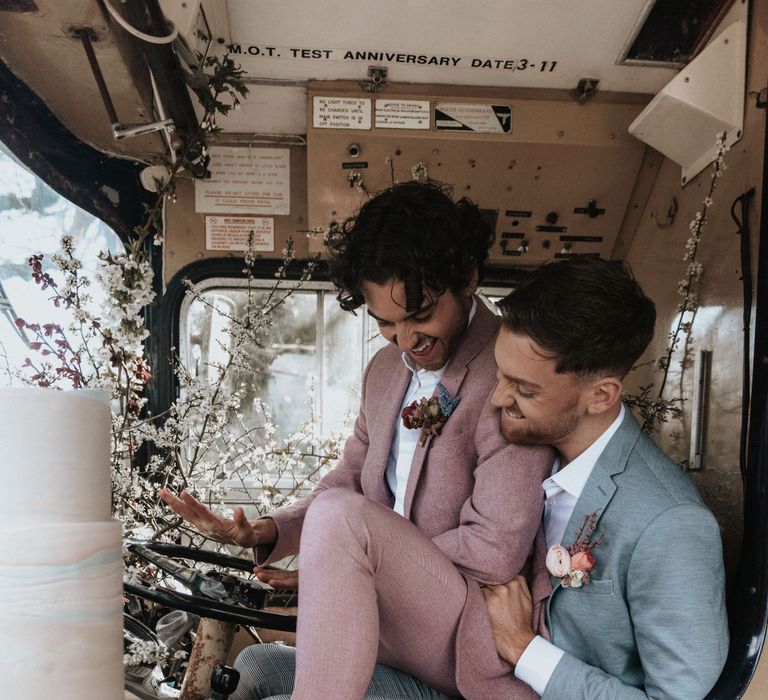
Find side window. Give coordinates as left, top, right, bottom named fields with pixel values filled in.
left=181, top=281, right=388, bottom=441
left=0, top=143, right=123, bottom=385
left=180, top=280, right=389, bottom=512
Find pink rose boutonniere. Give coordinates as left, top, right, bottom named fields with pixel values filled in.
left=546, top=511, right=604, bottom=588
left=401, top=383, right=461, bottom=447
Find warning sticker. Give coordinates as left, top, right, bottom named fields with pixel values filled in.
left=434, top=103, right=512, bottom=133
left=205, top=216, right=275, bottom=252
left=375, top=100, right=430, bottom=129
left=195, top=147, right=290, bottom=215
left=313, top=97, right=372, bottom=129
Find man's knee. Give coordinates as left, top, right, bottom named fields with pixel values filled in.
left=232, top=644, right=296, bottom=699
left=305, top=488, right=372, bottom=530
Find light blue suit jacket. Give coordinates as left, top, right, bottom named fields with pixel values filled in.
left=542, top=410, right=729, bottom=699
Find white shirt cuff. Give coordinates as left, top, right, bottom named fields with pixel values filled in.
left=514, top=635, right=565, bottom=696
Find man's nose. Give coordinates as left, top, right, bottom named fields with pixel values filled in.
left=490, top=382, right=508, bottom=408
left=393, top=324, right=418, bottom=351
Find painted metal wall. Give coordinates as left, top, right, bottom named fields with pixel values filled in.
left=621, top=2, right=767, bottom=694
left=623, top=0, right=766, bottom=585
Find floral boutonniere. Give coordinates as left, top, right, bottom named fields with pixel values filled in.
left=546, top=511, right=605, bottom=588
left=401, top=383, right=461, bottom=447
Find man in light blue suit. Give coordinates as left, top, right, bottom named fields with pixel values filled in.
left=482, top=256, right=729, bottom=699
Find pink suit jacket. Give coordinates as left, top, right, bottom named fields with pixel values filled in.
left=257, top=299, right=554, bottom=698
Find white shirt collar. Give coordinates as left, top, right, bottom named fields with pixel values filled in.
left=547, top=404, right=626, bottom=499
left=400, top=296, right=477, bottom=377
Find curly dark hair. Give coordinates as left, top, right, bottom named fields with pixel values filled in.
left=327, top=180, right=494, bottom=312
left=498, top=257, right=656, bottom=378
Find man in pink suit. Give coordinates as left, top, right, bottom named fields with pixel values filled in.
left=161, top=181, right=554, bottom=699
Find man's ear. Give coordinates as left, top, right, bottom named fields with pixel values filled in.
left=463, top=267, right=480, bottom=295
left=585, top=376, right=623, bottom=416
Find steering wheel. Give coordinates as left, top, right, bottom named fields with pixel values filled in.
left=124, top=540, right=297, bottom=632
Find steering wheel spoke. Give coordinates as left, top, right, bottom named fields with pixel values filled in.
left=124, top=541, right=297, bottom=632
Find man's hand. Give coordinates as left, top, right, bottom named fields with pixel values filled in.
left=158, top=487, right=277, bottom=549
left=254, top=566, right=299, bottom=590
left=482, top=576, right=537, bottom=666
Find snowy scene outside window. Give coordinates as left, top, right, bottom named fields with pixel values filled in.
left=0, top=143, right=123, bottom=381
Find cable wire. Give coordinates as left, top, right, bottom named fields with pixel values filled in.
left=102, top=0, right=178, bottom=45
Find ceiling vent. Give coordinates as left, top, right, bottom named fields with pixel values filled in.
left=628, top=15, right=745, bottom=185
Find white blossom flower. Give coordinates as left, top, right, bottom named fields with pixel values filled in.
left=124, top=639, right=167, bottom=667
left=411, top=162, right=428, bottom=182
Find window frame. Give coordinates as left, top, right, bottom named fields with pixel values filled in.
left=179, top=276, right=384, bottom=438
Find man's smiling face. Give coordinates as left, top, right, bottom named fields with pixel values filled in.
left=491, top=326, right=586, bottom=448
left=362, top=278, right=473, bottom=371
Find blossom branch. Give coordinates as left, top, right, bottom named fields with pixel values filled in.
left=625, top=132, right=729, bottom=434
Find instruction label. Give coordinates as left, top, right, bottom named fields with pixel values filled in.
left=434, top=103, right=512, bottom=133
left=205, top=216, right=275, bottom=252
left=375, top=100, right=430, bottom=129
left=313, top=97, right=371, bottom=129
left=195, top=147, right=290, bottom=215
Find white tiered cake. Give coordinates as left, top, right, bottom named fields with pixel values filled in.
left=0, top=387, right=123, bottom=699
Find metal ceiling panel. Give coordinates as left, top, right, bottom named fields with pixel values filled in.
left=178, top=0, right=682, bottom=93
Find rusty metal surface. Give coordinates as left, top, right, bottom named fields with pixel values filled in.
left=180, top=618, right=236, bottom=700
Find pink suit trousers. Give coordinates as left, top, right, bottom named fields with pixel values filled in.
left=291, top=489, right=537, bottom=700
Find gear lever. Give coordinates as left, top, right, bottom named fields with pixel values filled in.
left=208, top=663, right=240, bottom=699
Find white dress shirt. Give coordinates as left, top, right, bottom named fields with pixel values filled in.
left=514, top=404, right=626, bottom=695
left=385, top=299, right=477, bottom=515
